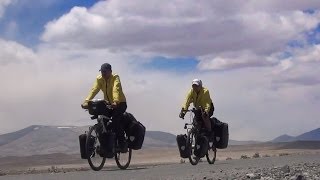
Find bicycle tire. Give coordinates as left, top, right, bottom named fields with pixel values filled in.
left=86, top=126, right=106, bottom=171
left=115, top=148, right=132, bottom=169
left=187, top=131, right=199, bottom=165
left=206, top=141, right=217, bottom=164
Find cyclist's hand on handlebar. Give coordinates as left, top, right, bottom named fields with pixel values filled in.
left=111, top=102, right=117, bottom=108
left=202, top=111, right=208, bottom=118
left=179, top=109, right=186, bottom=119
left=81, top=102, right=88, bottom=109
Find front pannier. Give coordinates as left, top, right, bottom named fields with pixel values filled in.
left=176, top=134, right=190, bottom=158
left=79, top=134, right=87, bottom=159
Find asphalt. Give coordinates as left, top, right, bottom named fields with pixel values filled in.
left=1, top=153, right=319, bottom=180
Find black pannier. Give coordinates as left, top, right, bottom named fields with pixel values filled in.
left=88, top=100, right=112, bottom=116
left=98, top=132, right=115, bottom=158
left=127, top=121, right=146, bottom=150
left=211, top=117, right=229, bottom=149
left=79, top=134, right=87, bottom=159
left=79, top=134, right=95, bottom=159
left=87, top=134, right=96, bottom=156
left=123, top=112, right=146, bottom=150
left=176, top=134, right=190, bottom=158
left=194, top=135, right=209, bottom=158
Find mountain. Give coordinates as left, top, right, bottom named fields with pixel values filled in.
left=272, top=134, right=295, bottom=143
left=0, top=125, right=40, bottom=146
left=272, top=128, right=320, bottom=142
left=277, top=141, right=320, bottom=149
left=143, top=131, right=176, bottom=147
left=1, top=124, right=293, bottom=157
left=295, top=128, right=320, bottom=141
left=0, top=125, right=177, bottom=157
left=228, top=139, right=261, bottom=145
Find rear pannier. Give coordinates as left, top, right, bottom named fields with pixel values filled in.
left=123, top=112, right=146, bottom=150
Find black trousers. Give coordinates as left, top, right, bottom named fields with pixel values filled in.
left=112, top=102, right=127, bottom=141
left=208, top=102, right=214, bottom=117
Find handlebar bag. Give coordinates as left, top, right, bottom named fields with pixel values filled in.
left=88, top=100, right=112, bottom=116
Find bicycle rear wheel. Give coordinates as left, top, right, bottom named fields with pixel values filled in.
left=187, top=131, right=199, bottom=165
left=86, top=125, right=106, bottom=171
left=115, top=148, right=132, bottom=169
left=206, top=141, right=217, bottom=164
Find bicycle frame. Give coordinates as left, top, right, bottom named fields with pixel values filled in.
left=83, top=99, right=132, bottom=171
left=183, top=108, right=202, bottom=134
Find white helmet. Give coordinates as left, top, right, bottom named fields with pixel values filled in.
left=192, top=79, right=202, bottom=86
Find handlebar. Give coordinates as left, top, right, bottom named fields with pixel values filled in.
left=82, top=99, right=113, bottom=110
left=182, top=108, right=204, bottom=113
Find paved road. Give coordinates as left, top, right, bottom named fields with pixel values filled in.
left=1, top=154, right=319, bottom=180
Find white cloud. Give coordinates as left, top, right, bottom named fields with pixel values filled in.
left=294, top=44, right=320, bottom=62
left=41, top=1, right=320, bottom=57
left=198, top=50, right=278, bottom=70
left=0, top=0, right=11, bottom=18
left=0, top=39, right=36, bottom=65
left=273, top=45, right=320, bottom=86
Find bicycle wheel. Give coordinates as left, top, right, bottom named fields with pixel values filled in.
left=206, top=141, right=217, bottom=164
left=86, top=125, right=106, bottom=171
left=115, top=148, right=132, bottom=169
left=187, top=131, right=199, bottom=165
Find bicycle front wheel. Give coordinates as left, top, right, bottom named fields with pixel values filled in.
left=115, top=148, right=132, bottom=169
left=187, top=131, right=199, bottom=165
left=86, top=125, right=106, bottom=171
left=206, top=141, right=217, bottom=164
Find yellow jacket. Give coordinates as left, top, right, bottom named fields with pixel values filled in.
left=182, top=87, right=212, bottom=113
left=85, top=74, right=126, bottom=104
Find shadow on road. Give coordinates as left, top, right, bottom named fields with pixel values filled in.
left=100, top=167, right=148, bottom=172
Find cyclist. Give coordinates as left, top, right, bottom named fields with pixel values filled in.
left=81, top=63, right=128, bottom=153
left=179, top=79, right=214, bottom=136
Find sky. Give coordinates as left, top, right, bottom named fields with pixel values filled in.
left=0, top=0, right=319, bottom=141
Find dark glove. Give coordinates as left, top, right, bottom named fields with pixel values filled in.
left=179, top=109, right=186, bottom=119
left=202, top=111, right=208, bottom=118
left=81, top=102, right=88, bottom=109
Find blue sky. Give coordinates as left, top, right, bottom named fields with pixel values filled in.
left=0, top=0, right=96, bottom=46
left=143, top=56, right=198, bottom=72
left=306, top=24, right=320, bottom=45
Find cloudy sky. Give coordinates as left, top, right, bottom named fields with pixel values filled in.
left=0, top=0, right=319, bottom=141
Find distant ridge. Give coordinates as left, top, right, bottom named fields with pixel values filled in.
left=296, top=128, right=320, bottom=141
left=272, top=128, right=320, bottom=142
left=272, top=134, right=295, bottom=142
left=276, top=141, right=320, bottom=149
left=2, top=125, right=319, bottom=157
left=0, top=125, right=177, bottom=157
left=0, top=125, right=42, bottom=146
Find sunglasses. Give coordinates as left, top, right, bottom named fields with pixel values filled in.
left=101, top=70, right=111, bottom=74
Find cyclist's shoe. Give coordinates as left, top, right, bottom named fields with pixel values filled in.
left=118, top=140, right=128, bottom=153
